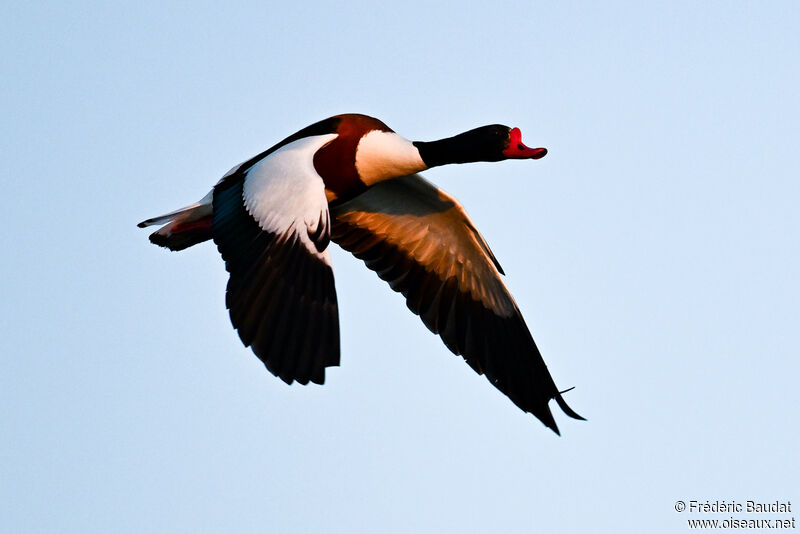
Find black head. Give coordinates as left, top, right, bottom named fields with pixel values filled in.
left=413, top=124, right=547, bottom=168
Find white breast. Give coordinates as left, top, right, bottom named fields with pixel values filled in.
left=354, top=131, right=427, bottom=186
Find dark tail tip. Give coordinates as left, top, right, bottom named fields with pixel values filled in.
left=147, top=227, right=212, bottom=251
left=148, top=231, right=174, bottom=249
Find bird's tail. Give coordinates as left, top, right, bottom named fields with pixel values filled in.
left=138, top=191, right=213, bottom=251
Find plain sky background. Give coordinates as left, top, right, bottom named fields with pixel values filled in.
left=2, top=2, right=798, bottom=533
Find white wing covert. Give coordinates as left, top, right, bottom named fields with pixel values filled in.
left=212, top=135, right=340, bottom=385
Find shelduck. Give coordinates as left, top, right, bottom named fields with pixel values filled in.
left=138, top=113, right=583, bottom=434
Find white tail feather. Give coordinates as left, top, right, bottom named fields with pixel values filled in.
left=138, top=191, right=213, bottom=228
left=138, top=191, right=214, bottom=251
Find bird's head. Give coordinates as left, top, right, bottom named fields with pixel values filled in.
left=413, top=124, right=547, bottom=167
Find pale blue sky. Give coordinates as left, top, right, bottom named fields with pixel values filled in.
left=2, top=2, right=798, bottom=533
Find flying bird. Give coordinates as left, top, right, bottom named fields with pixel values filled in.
left=138, top=114, right=583, bottom=434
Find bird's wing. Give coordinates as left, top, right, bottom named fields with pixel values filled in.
left=212, top=134, right=340, bottom=385
left=330, top=174, right=582, bottom=433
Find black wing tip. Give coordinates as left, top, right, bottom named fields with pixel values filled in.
left=533, top=405, right=561, bottom=436
left=545, top=419, right=561, bottom=436
left=531, top=388, right=586, bottom=435
left=555, top=388, right=586, bottom=421
left=253, top=350, right=338, bottom=386
left=137, top=221, right=147, bottom=228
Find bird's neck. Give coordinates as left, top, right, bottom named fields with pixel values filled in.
left=413, top=126, right=506, bottom=168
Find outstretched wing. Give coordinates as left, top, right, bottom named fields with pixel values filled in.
left=330, top=174, right=582, bottom=433
left=212, top=134, right=340, bottom=385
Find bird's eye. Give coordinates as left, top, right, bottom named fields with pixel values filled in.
left=518, top=144, right=525, bottom=150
